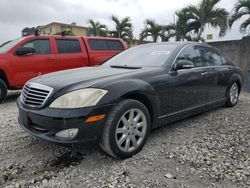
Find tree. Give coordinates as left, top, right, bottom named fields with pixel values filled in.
left=229, top=0, right=250, bottom=34
left=55, top=30, right=75, bottom=36
left=21, top=27, right=38, bottom=36
left=88, top=19, right=108, bottom=37
left=183, top=0, right=229, bottom=41
left=140, top=19, right=169, bottom=42
left=167, top=11, right=196, bottom=41
left=110, top=15, right=133, bottom=41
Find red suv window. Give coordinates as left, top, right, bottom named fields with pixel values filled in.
left=88, top=39, right=124, bottom=51
left=23, top=39, right=51, bottom=54
left=56, top=39, right=82, bottom=54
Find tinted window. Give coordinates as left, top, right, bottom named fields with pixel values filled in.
left=23, top=39, right=51, bottom=54
left=89, top=40, right=106, bottom=50
left=56, top=39, right=81, bottom=54
left=107, top=40, right=124, bottom=50
left=221, top=55, right=230, bottom=66
left=88, top=39, right=124, bottom=50
left=103, top=44, right=177, bottom=67
left=176, top=45, right=203, bottom=67
left=200, top=47, right=222, bottom=66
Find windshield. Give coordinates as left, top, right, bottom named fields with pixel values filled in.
left=0, top=37, right=24, bottom=53
left=103, top=43, right=178, bottom=67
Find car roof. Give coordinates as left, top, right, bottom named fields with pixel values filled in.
left=139, top=41, right=209, bottom=47
left=24, top=35, right=123, bottom=41
left=137, top=41, right=217, bottom=52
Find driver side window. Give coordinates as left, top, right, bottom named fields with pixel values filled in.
left=22, top=39, right=51, bottom=55
left=176, top=45, right=203, bottom=67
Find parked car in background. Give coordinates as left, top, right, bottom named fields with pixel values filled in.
left=17, top=42, right=243, bottom=159
left=0, top=35, right=127, bottom=103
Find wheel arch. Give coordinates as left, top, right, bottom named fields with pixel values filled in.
left=120, top=91, right=159, bottom=129
left=0, top=69, right=9, bottom=88
left=230, top=73, right=243, bottom=92
left=98, top=79, right=161, bottom=128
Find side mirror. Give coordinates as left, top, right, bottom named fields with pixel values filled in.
left=15, top=46, right=35, bottom=56
left=175, top=60, right=195, bottom=70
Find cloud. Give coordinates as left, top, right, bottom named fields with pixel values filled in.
left=0, top=0, right=242, bottom=44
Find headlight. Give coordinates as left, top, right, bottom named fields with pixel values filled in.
left=49, top=88, right=108, bottom=109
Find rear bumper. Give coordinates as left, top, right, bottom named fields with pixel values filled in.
left=17, top=98, right=114, bottom=144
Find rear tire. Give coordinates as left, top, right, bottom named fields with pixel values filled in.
left=225, top=82, right=239, bottom=107
left=0, top=79, right=8, bottom=104
left=100, top=99, right=151, bottom=159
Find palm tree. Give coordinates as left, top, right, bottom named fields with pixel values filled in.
left=168, top=11, right=196, bottom=41
left=56, top=30, right=75, bottom=36
left=110, top=15, right=133, bottom=41
left=183, top=0, right=229, bottom=41
left=88, top=19, right=108, bottom=37
left=229, top=0, right=250, bottom=34
left=140, top=19, right=168, bottom=42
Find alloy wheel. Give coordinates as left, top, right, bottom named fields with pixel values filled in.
left=229, top=83, right=239, bottom=105
left=115, top=108, right=147, bottom=152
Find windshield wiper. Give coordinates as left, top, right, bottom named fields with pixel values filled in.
left=110, top=65, right=142, bottom=69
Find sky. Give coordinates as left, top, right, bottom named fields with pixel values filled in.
left=0, top=0, right=245, bottom=44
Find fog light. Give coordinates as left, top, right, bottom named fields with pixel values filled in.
left=55, top=128, right=79, bottom=139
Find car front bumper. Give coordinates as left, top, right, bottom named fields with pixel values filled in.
left=17, top=98, right=114, bottom=144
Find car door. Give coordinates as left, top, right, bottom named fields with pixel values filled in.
left=54, top=38, right=89, bottom=71
left=10, top=38, right=55, bottom=88
left=200, top=46, right=232, bottom=101
left=160, top=45, right=210, bottom=116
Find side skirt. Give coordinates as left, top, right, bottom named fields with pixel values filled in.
left=156, top=99, right=226, bottom=128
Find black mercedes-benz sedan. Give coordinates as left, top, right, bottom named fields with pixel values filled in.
left=17, top=42, right=243, bottom=159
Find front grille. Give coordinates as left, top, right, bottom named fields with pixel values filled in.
left=21, top=82, right=53, bottom=108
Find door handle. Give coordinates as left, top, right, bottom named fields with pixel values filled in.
left=201, top=72, right=208, bottom=76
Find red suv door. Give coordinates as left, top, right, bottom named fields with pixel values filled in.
left=10, top=38, right=55, bottom=88
left=54, top=37, right=89, bottom=71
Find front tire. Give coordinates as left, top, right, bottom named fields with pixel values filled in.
left=100, top=99, right=151, bottom=159
left=225, top=82, right=239, bottom=107
left=0, top=79, right=8, bottom=104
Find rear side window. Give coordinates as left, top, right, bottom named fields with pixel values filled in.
left=221, top=55, right=231, bottom=66
left=23, top=39, right=51, bottom=54
left=88, top=39, right=124, bottom=51
left=200, top=47, right=223, bottom=66
left=107, top=40, right=124, bottom=50
left=56, top=39, right=81, bottom=54
left=176, top=45, right=203, bottom=67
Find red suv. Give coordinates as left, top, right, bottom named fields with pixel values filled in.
left=0, top=35, right=127, bottom=103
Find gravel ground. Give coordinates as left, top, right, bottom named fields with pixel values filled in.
left=0, top=91, right=249, bottom=188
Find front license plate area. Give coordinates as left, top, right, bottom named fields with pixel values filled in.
left=19, top=108, right=29, bottom=125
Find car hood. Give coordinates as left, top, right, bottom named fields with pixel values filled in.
left=30, top=66, right=152, bottom=90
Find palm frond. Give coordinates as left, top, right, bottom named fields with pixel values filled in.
left=88, top=19, right=108, bottom=37
left=181, top=0, right=228, bottom=41
left=235, top=0, right=250, bottom=13
left=110, top=15, right=133, bottom=41
left=229, top=0, right=250, bottom=27
left=240, top=17, right=250, bottom=33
